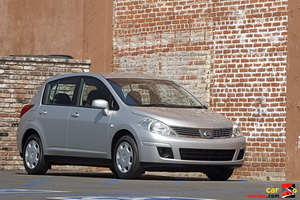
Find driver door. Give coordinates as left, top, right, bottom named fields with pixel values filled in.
left=67, top=76, right=113, bottom=158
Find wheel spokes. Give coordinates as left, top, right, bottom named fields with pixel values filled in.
left=116, top=142, right=133, bottom=173
left=25, top=141, right=40, bottom=169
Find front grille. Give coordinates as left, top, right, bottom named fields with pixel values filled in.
left=171, top=127, right=200, bottom=137
left=179, top=148, right=235, bottom=161
left=171, top=126, right=232, bottom=138
left=213, top=129, right=232, bottom=138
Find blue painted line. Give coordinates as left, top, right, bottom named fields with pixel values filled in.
left=0, top=189, right=35, bottom=193
left=23, top=178, right=56, bottom=187
left=99, top=179, right=122, bottom=185
left=236, top=180, right=248, bottom=184
left=172, top=181, right=184, bottom=184
left=0, top=189, right=65, bottom=193
left=0, top=189, right=69, bottom=197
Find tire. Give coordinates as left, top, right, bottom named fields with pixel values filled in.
left=109, top=167, right=117, bottom=176
left=23, top=135, right=50, bottom=175
left=112, top=135, right=143, bottom=179
left=205, top=167, right=234, bottom=181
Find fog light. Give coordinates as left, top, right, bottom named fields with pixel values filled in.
left=237, top=149, right=245, bottom=160
left=157, top=147, right=174, bottom=159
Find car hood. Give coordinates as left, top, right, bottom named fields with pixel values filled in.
left=130, top=107, right=232, bottom=129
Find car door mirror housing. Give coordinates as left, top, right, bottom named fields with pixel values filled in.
left=92, top=99, right=110, bottom=116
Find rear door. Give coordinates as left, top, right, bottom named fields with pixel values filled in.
left=68, top=76, right=116, bottom=158
left=37, top=76, right=80, bottom=155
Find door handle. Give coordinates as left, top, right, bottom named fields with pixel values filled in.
left=71, top=112, right=80, bottom=118
left=39, top=110, right=47, bottom=115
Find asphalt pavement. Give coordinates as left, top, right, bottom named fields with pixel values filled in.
left=0, top=170, right=299, bottom=200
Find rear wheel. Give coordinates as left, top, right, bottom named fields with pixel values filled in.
left=205, top=167, right=234, bottom=181
left=23, top=135, right=50, bottom=175
left=112, top=135, right=143, bottom=179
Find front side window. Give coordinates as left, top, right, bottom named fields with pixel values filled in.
left=43, top=77, right=79, bottom=106
left=108, top=78, right=206, bottom=108
left=79, top=77, right=119, bottom=110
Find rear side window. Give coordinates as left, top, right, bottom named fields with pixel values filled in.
left=42, top=77, right=80, bottom=106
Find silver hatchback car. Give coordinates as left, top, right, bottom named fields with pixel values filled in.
left=17, top=72, right=245, bottom=181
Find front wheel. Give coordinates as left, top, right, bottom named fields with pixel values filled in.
left=23, top=135, right=50, bottom=175
left=112, top=135, right=143, bottom=179
left=205, top=167, right=234, bottom=181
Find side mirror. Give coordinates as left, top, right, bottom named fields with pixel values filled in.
left=92, top=99, right=110, bottom=116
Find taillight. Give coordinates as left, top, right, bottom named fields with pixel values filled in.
left=20, top=105, right=34, bottom=118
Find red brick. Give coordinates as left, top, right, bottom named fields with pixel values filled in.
left=0, top=56, right=90, bottom=171
left=112, top=0, right=288, bottom=181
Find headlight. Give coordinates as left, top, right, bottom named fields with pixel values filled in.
left=232, top=122, right=243, bottom=137
left=139, top=118, right=177, bottom=136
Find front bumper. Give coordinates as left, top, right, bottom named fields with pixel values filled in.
left=139, top=136, right=245, bottom=170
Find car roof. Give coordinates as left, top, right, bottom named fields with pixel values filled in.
left=101, top=72, right=168, bottom=80
left=44, top=72, right=170, bottom=83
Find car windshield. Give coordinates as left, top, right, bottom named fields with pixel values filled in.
left=108, top=78, right=206, bottom=108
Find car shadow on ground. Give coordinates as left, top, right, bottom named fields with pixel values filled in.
left=16, top=170, right=242, bottom=182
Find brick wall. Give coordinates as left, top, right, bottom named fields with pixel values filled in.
left=113, top=0, right=214, bottom=104
left=210, top=0, right=288, bottom=181
left=112, top=0, right=288, bottom=180
left=0, top=56, right=90, bottom=170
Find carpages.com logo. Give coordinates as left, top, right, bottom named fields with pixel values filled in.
left=247, top=184, right=297, bottom=198
left=282, top=184, right=297, bottom=198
